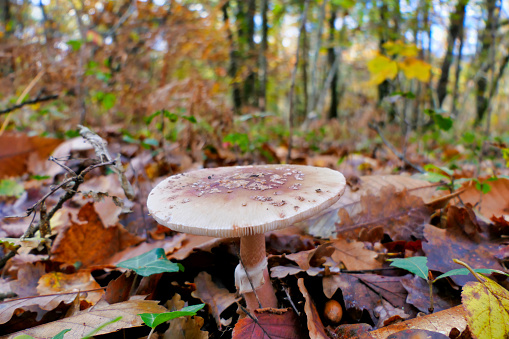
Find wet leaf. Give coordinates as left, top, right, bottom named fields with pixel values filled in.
left=462, top=276, right=509, bottom=339
left=191, top=271, right=240, bottom=328
left=117, top=248, right=183, bottom=277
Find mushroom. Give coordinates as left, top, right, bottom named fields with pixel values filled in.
left=147, top=165, right=346, bottom=312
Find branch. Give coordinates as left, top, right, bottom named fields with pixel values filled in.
left=0, top=94, right=59, bottom=116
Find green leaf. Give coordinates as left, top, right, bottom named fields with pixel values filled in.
left=139, top=304, right=205, bottom=329
left=13, top=335, right=35, bottom=339
left=163, top=110, right=179, bottom=122
left=433, top=114, right=453, bottom=131
left=181, top=115, right=197, bottom=123
left=82, top=316, right=122, bottom=339
left=434, top=268, right=509, bottom=282
left=30, top=175, right=51, bottom=181
left=117, top=248, right=183, bottom=277
left=462, top=131, right=476, bottom=143
left=389, top=256, right=429, bottom=280
left=67, top=39, right=83, bottom=51
left=476, top=182, right=491, bottom=194
left=52, top=329, right=71, bottom=339
left=101, top=93, right=116, bottom=110
left=422, top=172, right=450, bottom=183
left=144, top=111, right=161, bottom=125
left=0, top=179, right=25, bottom=197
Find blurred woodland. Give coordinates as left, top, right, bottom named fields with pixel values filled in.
left=1, top=0, right=509, bottom=338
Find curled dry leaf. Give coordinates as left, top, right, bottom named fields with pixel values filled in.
left=6, top=299, right=167, bottom=339
left=302, top=175, right=436, bottom=239
left=297, top=278, right=328, bottom=339
left=191, top=271, right=240, bottom=328
left=51, top=202, right=143, bottom=267
left=369, top=305, right=467, bottom=339
left=285, top=243, right=335, bottom=271
left=373, top=299, right=410, bottom=328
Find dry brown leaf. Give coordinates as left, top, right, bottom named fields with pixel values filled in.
left=9, top=262, right=46, bottom=297
left=369, top=305, right=468, bottom=339
left=191, top=271, right=240, bottom=328
left=331, top=238, right=382, bottom=270
left=335, top=185, right=433, bottom=241
left=0, top=133, right=62, bottom=179
left=232, top=308, right=304, bottom=339
left=37, top=271, right=103, bottom=305
left=285, top=243, right=335, bottom=271
left=164, top=294, right=208, bottom=339
left=6, top=299, right=167, bottom=339
left=373, top=299, right=410, bottom=328
left=168, top=234, right=222, bottom=261
left=51, top=202, right=143, bottom=267
left=303, top=175, right=436, bottom=238
left=423, top=224, right=504, bottom=286
left=297, top=278, right=328, bottom=339
left=400, top=275, right=459, bottom=313
left=459, top=178, right=509, bottom=219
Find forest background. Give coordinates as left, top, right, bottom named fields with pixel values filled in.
left=1, top=0, right=509, bottom=338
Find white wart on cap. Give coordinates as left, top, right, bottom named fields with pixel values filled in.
left=147, top=164, right=346, bottom=238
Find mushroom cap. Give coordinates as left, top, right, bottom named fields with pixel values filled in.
left=147, top=165, right=346, bottom=238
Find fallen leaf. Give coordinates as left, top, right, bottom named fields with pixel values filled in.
left=164, top=294, right=208, bottom=339
left=302, top=175, right=437, bottom=238
left=9, top=262, right=46, bottom=297
left=191, top=271, right=240, bottom=328
left=285, top=243, right=335, bottom=271
left=335, top=185, right=433, bottom=241
left=328, top=323, right=374, bottom=339
left=6, top=299, right=166, bottom=338
left=51, top=202, right=143, bottom=267
left=400, top=275, right=459, bottom=313
left=104, top=271, right=136, bottom=304
left=462, top=275, right=509, bottom=339
left=369, top=305, right=467, bottom=338
left=0, top=133, right=62, bottom=179
left=423, top=224, right=504, bottom=286
left=298, top=278, right=328, bottom=339
left=331, top=238, right=382, bottom=270
left=37, top=271, right=104, bottom=305
left=386, top=329, right=449, bottom=339
left=322, top=274, right=410, bottom=322
left=373, top=299, right=410, bottom=328
left=459, top=178, right=509, bottom=219
left=232, top=308, right=304, bottom=339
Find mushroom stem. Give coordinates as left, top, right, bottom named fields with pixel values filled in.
left=239, top=233, right=278, bottom=311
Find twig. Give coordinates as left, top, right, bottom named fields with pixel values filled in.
left=0, top=70, right=46, bottom=135
left=282, top=285, right=300, bottom=316
left=287, top=0, right=310, bottom=163
left=368, top=122, right=425, bottom=173
left=0, top=94, right=59, bottom=116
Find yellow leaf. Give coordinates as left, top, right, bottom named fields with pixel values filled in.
left=462, top=275, right=509, bottom=339
left=367, top=54, right=398, bottom=85
left=398, top=57, right=432, bottom=82
left=383, top=40, right=418, bottom=57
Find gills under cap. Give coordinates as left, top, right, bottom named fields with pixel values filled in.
left=147, top=164, right=346, bottom=238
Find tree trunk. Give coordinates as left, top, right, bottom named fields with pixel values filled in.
left=436, top=0, right=467, bottom=108
left=327, top=5, right=338, bottom=119
left=258, top=0, right=269, bottom=111
left=222, top=2, right=242, bottom=115
left=243, top=0, right=257, bottom=107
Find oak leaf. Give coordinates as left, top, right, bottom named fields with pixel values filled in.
left=232, top=308, right=304, bottom=339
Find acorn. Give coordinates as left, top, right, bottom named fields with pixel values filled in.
left=324, top=299, right=343, bottom=324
